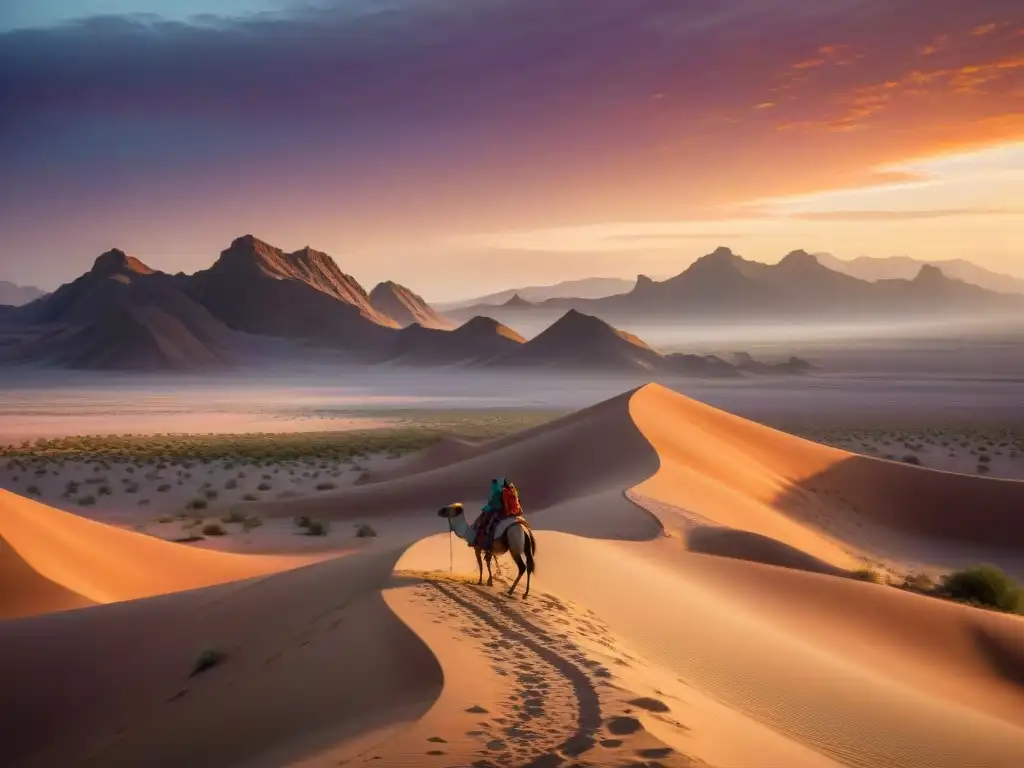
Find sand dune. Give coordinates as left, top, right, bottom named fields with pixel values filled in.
left=3, top=382, right=1024, bottom=766
left=0, top=490, right=319, bottom=618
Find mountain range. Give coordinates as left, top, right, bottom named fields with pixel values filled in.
left=436, top=276, right=637, bottom=310
left=448, top=247, right=1022, bottom=325
left=0, top=236, right=810, bottom=375
left=0, top=281, right=46, bottom=307
left=813, top=253, right=1024, bottom=295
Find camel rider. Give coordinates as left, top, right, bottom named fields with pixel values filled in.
left=477, top=477, right=523, bottom=550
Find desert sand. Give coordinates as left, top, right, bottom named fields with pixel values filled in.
left=2, top=383, right=1023, bottom=767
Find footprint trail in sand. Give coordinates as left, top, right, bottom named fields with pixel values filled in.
left=368, top=574, right=702, bottom=768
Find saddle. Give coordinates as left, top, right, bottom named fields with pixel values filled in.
left=470, top=511, right=528, bottom=550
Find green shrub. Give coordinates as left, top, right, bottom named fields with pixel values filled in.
left=937, top=565, right=1021, bottom=612
left=901, top=572, right=935, bottom=593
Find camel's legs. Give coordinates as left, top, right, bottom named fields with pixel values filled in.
left=485, top=552, right=494, bottom=586
left=508, top=550, right=526, bottom=596
left=475, top=548, right=484, bottom=585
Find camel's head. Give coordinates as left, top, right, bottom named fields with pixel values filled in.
left=437, top=503, right=464, bottom=519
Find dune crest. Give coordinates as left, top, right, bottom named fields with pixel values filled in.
left=0, top=490, right=320, bottom=618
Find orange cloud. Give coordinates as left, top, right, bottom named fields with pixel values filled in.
left=973, top=23, right=998, bottom=36
left=793, top=58, right=826, bottom=70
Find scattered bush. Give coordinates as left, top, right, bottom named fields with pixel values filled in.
left=201, top=522, right=226, bottom=537
left=936, top=565, right=1021, bottom=612
left=849, top=568, right=881, bottom=584
left=138, top=498, right=151, bottom=506
left=315, top=482, right=337, bottom=492
left=978, top=454, right=992, bottom=464
left=190, top=649, right=227, bottom=677
left=78, top=495, right=97, bottom=506
left=295, top=515, right=312, bottom=529
left=257, top=482, right=272, bottom=491
left=242, top=516, right=263, bottom=532
left=901, top=455, right=921, bottom=466
left=26, top=485, right=41, bottom=496
left=241, top=493, right=258, bottom=502
left=220, top=510, right=246, bottom=524
left=157, top=484, right=171, bottom=492
left=186, top=498, right=209, bottom=511
left=306, top=519, right=329, bottom=536
left=204, top=489, right=219, bottom=500
left=901, top=572, right=935, bottom=593
left=354, top=523, right=377, bottom=538
left=157, top=515, right=176, bottom=523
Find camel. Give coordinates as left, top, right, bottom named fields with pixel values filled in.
left=437, top=503, right=536, bottom=598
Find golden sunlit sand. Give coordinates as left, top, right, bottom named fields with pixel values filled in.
left=2, top=384, right=1023, bottom=767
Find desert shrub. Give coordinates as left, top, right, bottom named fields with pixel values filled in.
left=204, top=489, right=219, bottom=500
left=78, top=495, right=97, bottom=506
left=849, top=568, right=881, bottom=584
left=125, top=483, right=138, bottom=494
left=242, top=516, right=263, bottom=531
left=978, top=463, right=991, bottom=474
left=186, top=498, right=209, bottom=511
left=257, top=482, right=271, bottom=491
left=937, top=565, right=1021, bottom=612
left=157, top=515, right=176, bottom=523
left=201, top=522, right=226, bottom=537
left=138, top=499, right=151, bottom=506
left=354, top=523, right=377, bottom=538
left=901, top=455, right=921, bottom=465
left=224, top=478, right=238, bottom=490
left=295, top=515, right=312, bottom=529
left=901, top=572, right=935, bottom=593
left=221, top=510, right=246, bottom=524
left=241, top=493, right=258, bottom=502
left=157, top=484, right=171, bottom=492
left=315, top=482, right=337, bottom=491
left=306, top=519, right=329, bottom=536
left=26, top=485, right=42, bottom=496
left=190, top=649, right=227, bottom=677
left=978, top=454, right=992, bottom=464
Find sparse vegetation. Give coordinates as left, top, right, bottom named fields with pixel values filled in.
left=190, top=649, right=227, bottom=677
left=900, top=455, right=921, bottom=466
left=306, top=519, right=329, bottom=536
left=315, top=482, right=337, bottom=491
left=934, top=565, right=1022, bottom=613
left=186, top=498, right=209, bottom=511
left=242, top=516, right=263, bottom=532
left=201, top=522, right=226, bottom=537
left=354, top=523, right=377, bottom=538
left=77, top=495, right=97, bottom=506
left=849, top=568, right=882, bottom=584
left=26, top=485, right=41, bottom=496
left=220, top=510, right=246, bottom=524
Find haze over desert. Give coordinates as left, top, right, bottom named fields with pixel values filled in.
left=3, top=1, right=1024, bottom=766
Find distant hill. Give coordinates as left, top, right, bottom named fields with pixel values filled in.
left=492, top=309, right=665, bottom=371
left=814, top=252, right=1024, bottom=296
left=370, top=281, right=452, bottom=329
left=0, top=281, right=46, bottom=307
left=384, top=316, right=525, bottom=365
left=439, top=277, right=635, bottom=310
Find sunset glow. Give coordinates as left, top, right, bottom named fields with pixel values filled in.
left=1, top=0, right=1021, bottom=298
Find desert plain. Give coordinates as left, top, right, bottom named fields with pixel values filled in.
left=1, top=360, right=1024, bottom=768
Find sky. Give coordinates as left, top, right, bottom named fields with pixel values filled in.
left=0, top=0, right=1021, bottom=301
